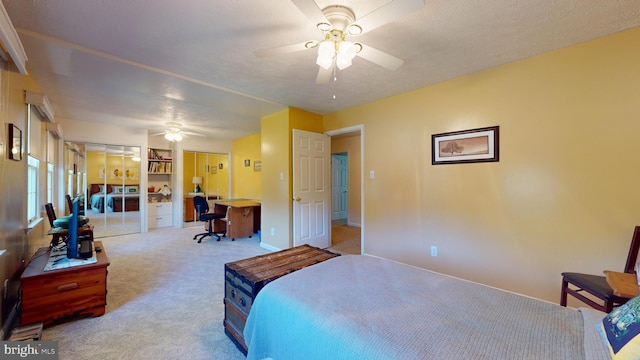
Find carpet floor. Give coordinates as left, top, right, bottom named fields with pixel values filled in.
left=42, top=226, right=268, bottom=360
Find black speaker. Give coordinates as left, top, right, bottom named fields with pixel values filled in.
left=79, top=239, right=93, bottom=259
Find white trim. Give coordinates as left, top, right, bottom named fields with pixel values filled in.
left=0, top=3, right=27, bottom=74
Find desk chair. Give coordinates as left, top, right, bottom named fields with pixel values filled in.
left=45, top=203, right=64, bottom=247
left=66, top=194, right=85, bottom=215
left=192, top=196, right=225, bottom=243
left=560, top=226, right=640, bottom=312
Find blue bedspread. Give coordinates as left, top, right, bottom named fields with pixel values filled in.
left=243, top=255, right=609, bottom=360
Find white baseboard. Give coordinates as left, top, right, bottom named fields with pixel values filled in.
left=259, top=242, right=281, bottom=252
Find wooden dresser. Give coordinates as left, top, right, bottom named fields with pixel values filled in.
left=224, top=244, right=339, bottom=354
left=20, top=241, right=110, bottom=327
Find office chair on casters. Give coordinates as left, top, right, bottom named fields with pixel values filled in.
left=192, top=196, right=225, bottom=243
left=560, top=226, right=640, bottom=312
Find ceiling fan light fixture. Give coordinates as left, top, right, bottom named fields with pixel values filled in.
left=336, top=41, right=357, bottom=70
left=164, top=123, right=184, bottom=142
left=316, top=40, right=335, bottom=70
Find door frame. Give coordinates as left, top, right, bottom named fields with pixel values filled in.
left=326, top=125, right=364, bottom=254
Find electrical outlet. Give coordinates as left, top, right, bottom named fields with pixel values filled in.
left=270, top=227, right=275, bottom=236
left=430, top=246, right=438, bottom=257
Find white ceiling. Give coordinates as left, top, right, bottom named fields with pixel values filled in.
left=2, top=0, right=639, bottom=141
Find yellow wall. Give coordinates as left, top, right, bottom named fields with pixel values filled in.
left=232, top=133, right=261, bottom=199
left=259, top=107, right=322, bottom=249
left=323, top=26, right=640, bottom=304
left=86, top=151, right=141, bottom=188
left=261, top=109, right=290, bottom=249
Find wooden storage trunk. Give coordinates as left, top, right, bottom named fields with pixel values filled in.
left=20, top=241, right=110, bottom=327
left=224, top=244, right=340, bottom=354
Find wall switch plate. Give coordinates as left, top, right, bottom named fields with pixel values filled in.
left=270, top=227, right=275, bottom=236
left=430, top=246, right=438, bottom=257
left=369, top=170, right=374, bottom=179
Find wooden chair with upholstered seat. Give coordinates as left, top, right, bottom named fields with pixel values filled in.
left=45, top=203, right=64, bottom=247
left=560, top=226, right=640, bottom=312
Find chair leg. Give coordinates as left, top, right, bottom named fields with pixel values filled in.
left=560, top=278, right=568, bottom=307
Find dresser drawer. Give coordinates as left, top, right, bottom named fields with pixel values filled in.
left=21, top=267, right=106, bottom=300
left=148, top=215, right=172, bottom=228
left=148, top=202, right=172, bottom=216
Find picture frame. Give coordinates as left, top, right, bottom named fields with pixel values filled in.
left=431, top=126, right=499, bottom=165
left=254, top=161, right=261, bottom=172
left=7, top=123, right=22, bottom=161
left=244, top=159, right=250, bottom=167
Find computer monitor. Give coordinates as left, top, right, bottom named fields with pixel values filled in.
left=66, top=197, right=80, bottom=258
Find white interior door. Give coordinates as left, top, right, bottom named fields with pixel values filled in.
left=331, top=154, right=348, bottom=220
left=293, top=129, right=330, bottom=248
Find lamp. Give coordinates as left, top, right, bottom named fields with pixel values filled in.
left=192, top=176, right=202, bottom=193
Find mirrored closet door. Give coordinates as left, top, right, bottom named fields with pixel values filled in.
left=182, top=151, right=229, bottom=227
left=66, top=142, right=142, bottom=237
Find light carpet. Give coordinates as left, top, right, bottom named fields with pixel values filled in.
left=42, top=226, right=268, bottom=360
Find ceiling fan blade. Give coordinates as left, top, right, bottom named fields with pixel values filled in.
left=352, top=0, right=424, bottom=34
left=291, top=0, right=327, bottom=25
left=150, top=131, right=165, bottom=137
left=183, top=131, right=206, bottom=137
left=254, top=41, right=310, bottom=58
left=356, top=44, right=404, bottom=71
left=316, top=63, right=334, bottom=84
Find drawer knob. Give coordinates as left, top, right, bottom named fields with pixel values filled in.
left=240, top=297, right=246, bottom=307
left=231, top=289, right=236, bottom=298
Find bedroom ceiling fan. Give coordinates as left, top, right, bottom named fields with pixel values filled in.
left=150, top=122, right=204, bottom=142
left=254, top=0, right=424, bottom=84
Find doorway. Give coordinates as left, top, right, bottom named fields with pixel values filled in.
left=182, top=150, right=229, bottom=228
left=327, top=126, right=363, bottom=255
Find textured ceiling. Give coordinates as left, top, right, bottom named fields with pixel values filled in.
left=2, top=0, right=640, bottom=140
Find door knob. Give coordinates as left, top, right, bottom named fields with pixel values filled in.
left=294, top=197, right=301, bottom=202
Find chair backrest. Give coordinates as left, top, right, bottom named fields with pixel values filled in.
left=193, top=196, right=209, bottom=216
left=624, top=226, right=640, bottom=273
left=66, top=194, right=73, bottom=214
left=44, top=203, right=56, bottom=227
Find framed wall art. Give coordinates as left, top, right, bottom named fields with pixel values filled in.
left=432, top=126, right=499, bottom=165
left=7, top=123, right=22, bottom=161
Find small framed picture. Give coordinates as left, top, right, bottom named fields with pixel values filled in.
left=432, top=126, right=499, bottom=165
left=254, top=161, right=261, bottom=172
left=244, top=159, right=250, bottom=167
left=7, top=123, right=22, bottom=161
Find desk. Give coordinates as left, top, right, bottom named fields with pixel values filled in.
left=214, top=200, right=261, bottom=240
left=20, top=241, right=109, bottom=327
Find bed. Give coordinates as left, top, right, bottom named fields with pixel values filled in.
left=243, top=255, right=613, bottom=360
left=89, top=184, right=140, bottom=213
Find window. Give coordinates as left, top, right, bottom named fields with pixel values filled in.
left=47, top=162, right=54, bottom=205
left=27, top=155, right=39, bottom=223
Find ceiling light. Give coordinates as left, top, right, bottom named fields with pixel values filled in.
left=336, top=41, right=357, bottom=70
left=164, top=123, right=184, bottom=142
left=316, top=40, right=335, bottom=70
